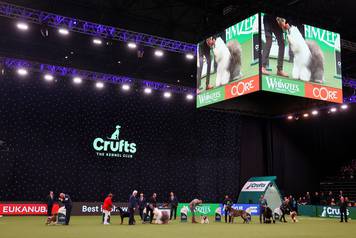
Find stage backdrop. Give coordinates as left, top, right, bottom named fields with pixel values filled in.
left=0, top=75, right=242, bottom=202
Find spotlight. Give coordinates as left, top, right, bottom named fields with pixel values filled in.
left=311, top=110, right=319, bottom=115
left=154, top=50, right=164, bottom=57
left=287, top=115, right=293, bottom=120
left=73, top=77, right=82, bottom=84
left=93, top=38, right=102, bottom=45
left=128, top=42, right=137, bottom=49
left=16, top=22, right=29, bottom=31
left=186, top=53, right=194, bottom=60
left=186, top=94, right=194, bottom=100
left=144, top=88, right=152, bottom=94
left=303, top=113, right=309, bottom=118
left=17, top=68, right=28, bottom=76
left=122, top=84, right=130, bottom=91
left=163, top=92, right=171, bottom=98
left=58, top=28, right=69, bottom=35
left=96, top=82, right=104, bottom=89
left=330, top=107, right=337, bottom=113
left=40, top=23, right=49, bottom=38
left=341, top=104, right=348, bottom=110
left=44, top=74, right=54, bottom=81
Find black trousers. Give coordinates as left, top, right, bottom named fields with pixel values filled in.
left=65, top=206, right=72, bottom=225
left=262, top=18, right=285, bottom=70
left=280, top=210, right=287, bottom=222
left=139, top=208, right=144, bottom=220
left=129, top=208, right=135, bottom=225
left=340, top=208, right=348, bottom=222
left=260, top=207, right=265, bottom=223
left=170, top=206, right=177, bottom=220
left=146, top=206, right=154, bottom=223
left=47, top=204, right=53, bottom=216
left=224, top=209, right=231, bottom=223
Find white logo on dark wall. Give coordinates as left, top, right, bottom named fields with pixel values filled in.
left=92, top=124, right=137, bottom=158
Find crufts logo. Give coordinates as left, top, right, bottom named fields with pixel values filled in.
left=92, top=124, right=137, bottom=158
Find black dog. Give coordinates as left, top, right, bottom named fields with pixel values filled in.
left=263, top=207, right=275, bottom=224
left=117, top=207, right=130, bottom=224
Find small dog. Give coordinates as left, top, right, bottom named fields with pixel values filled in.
left=263, top=207, right=275, bottom=224
left=290, top=211, right=298, bottom=222
left=226, top=206, right=251, bottom=224
left=45, top=214, right=57, bottom=225
left=287, top=26, right=324, bottom=83
left=200, top=215, right=209, bottom=224
left=152, top=208, right=169, bottom=224
left=117, top=207, right=130, bottom=224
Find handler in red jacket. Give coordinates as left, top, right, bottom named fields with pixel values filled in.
left=102, top=193, right=113, bottom=225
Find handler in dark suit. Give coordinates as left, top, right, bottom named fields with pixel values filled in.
left=128, top=190, right=138, bottom=225
left=60, top=193, right=72, bottom=225
left=339, top=196, right=348, bottom=223
left=168, top=192, right=178, bottom=220
left=46, top=191, right=55, bottom=216
left=146, top=193, right=157, bottom=224
left=138, top=192, right=146, bottom=220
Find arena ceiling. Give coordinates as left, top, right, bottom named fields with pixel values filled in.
left=1, top=0, right=356, bottom=115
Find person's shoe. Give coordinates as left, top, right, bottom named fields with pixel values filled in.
left=262, top=67, right=270, bottom=75
left=206, top=85, right=213, bottom=90
left=277, top=70, right=289, bottom=77
left=103, top=222, right=110, bottom=225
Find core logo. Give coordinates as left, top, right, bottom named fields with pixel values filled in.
left=230, top=80, right=255, bottom=96
left=305, top=84, right=342, bottom=103
left=92, top=124, right=137, bottom=158
left=312, top=87, right=338, bottom=101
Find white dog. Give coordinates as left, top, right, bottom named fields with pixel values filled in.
left=200, top=215, right=209, bottom=224
left=287, top=26, right=324, bottom=83
left=212, top=37, right=242, bottom=87
left=153, top=208, right=169, bottom=224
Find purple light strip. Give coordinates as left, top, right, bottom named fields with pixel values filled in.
left=1, top=56, right=196, bottom=94
left=0, top=1, right=196, bottom=54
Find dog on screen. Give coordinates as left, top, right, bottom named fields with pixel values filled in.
left=207, top=37, right=242, bottom=87
left=287, top=26, right=324, bottom=83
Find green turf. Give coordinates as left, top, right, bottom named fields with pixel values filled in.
left=0, top=216, right=355, bottom=238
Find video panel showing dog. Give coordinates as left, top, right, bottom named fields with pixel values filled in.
left=196, top=14, right=260, bottom=108
left=261, top=13, right=343, bottom=103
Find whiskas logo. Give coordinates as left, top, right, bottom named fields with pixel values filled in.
left=92, top=125, right=137, bottom=158
left=266, top=77, right=300, bottom=94
left=241, top=181, right=269, bottom=192
left=304, top=25, right=339, bottom=49
left=226, top=14, right=257, bottom=40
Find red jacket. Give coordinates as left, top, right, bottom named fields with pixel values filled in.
left=103, top=197, right=113, bottom=211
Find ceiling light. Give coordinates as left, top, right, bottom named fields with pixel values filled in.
left=330, top=107, right=337, bottom=113
left=93, top=38, right=102, bottom=45
left=287, top=115, right=293, bottom=120
left=16, top=22, right=29, bottom=31
left=186, top=53, right=194, bottom=59
left=58, top=28, right=69, bottom=35
left=311, top=110, right=318, bottom=115
left=44, top=74, right=54, bottom=81
left=303, top=113, right=309, bottom=118
left=73, top=77, right=82, bottom=84
left=144, top=88, right=152, bottom=94
left=96, top=82, right=104, bottom=89
left=163, top=92, right=171, bottom=98
left=122, top=84, right=130, bottom=91
left=17, top=68, right=28, bottom=76
left=155, top=50, right=164, bottom=57
left=128, top=42, right=137, bottom=49
left=186, top=94, right=194, bottom=100
left=341, top=104, right=348, bottom=110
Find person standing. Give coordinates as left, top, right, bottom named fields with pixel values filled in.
left=128, top=190, right=138, bottom=225
left=138, top=192, right=146, bottom=221
left=46, top=191, right=55, bottom=217
left=197, top=38, right=214, bottom=92
left=146, top=193, right=157, bottom=224
left=279, top=198, right=290, bottom=223
left=339, top=196, right=348, bottom=223
left=259, top=194, right=268, bottom=223
left=168, top=192, right=178, bottom=220
left=261, top=14, right=289, bottom=77
left=223, top=195, right=233, bottom=223
left=59, top=193, right=72, bottom=225
left=102, top=193, right=113, bottom=225
left=189, top=199, right=202, bottom=223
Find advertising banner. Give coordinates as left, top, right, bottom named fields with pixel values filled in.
left=177, top=203, right=220, bottom=216
left=196, top=14, right=259, bottom=108
left=299, top=205, right=356, bottom=219
left=0, top=203, right=58, bottom=216
left=241, top=181, right=270, bottom=192
left=260, top=13, right=343, bottom=103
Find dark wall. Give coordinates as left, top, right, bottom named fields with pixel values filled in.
left=0, top=75, right=242, bottom=203
left=1, top=74, right=355, bottom=202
